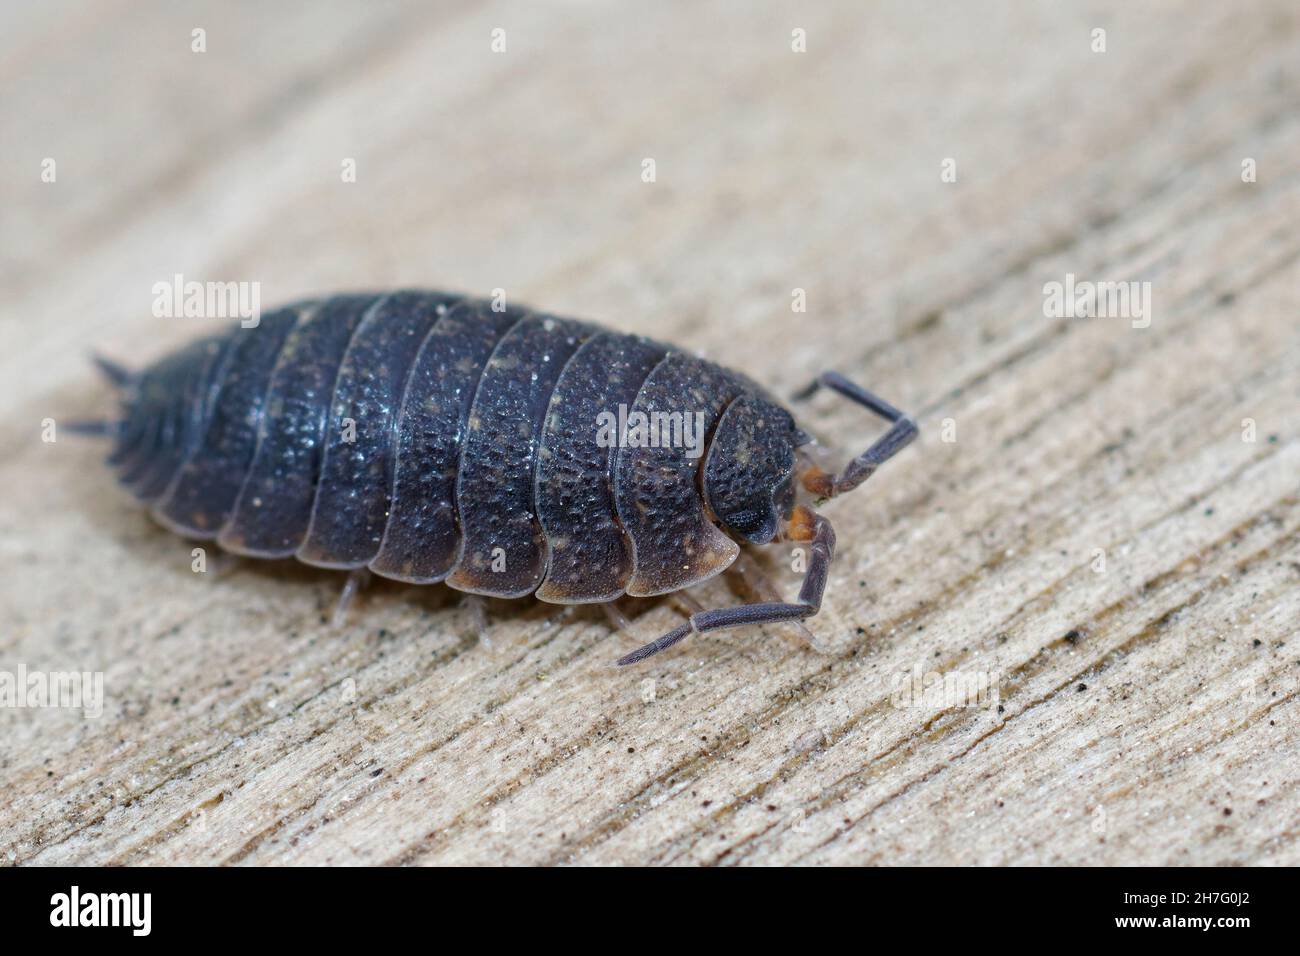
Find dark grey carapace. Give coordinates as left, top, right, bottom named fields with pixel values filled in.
left=93, top=291, right=917, bottom=665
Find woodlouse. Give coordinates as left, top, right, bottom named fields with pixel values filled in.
left=84, top=290, right=917, bottom=664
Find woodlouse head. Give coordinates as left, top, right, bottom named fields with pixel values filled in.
left=702, top=394, right=808, bottom=545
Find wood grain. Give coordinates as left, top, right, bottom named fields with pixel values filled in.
left=1, top=0, right=1296, bottom=866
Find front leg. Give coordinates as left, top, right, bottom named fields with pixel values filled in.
left=615, top=510, right=835, bottom=665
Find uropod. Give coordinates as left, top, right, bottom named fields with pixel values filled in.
left=80, top=291, right=918, bottom=665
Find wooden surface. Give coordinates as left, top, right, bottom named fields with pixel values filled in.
left=2, top=1, right=1297, bottom=866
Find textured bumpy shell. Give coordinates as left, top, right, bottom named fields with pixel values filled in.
left=109, top=291, right=798, bottom=603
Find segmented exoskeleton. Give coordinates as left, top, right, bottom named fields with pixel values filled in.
left=86, top=290, right=917, bottom=664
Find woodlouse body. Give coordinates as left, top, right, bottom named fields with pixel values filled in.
left=100, top=290, right=917, bottom=663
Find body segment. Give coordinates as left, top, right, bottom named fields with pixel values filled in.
left=533, top=331, right=668, bottom=603
left=443, top=313, right=596, bottom=596
left=369, top=300, right=524, bottom=583
left=614, top=352, right=750, bottom=596
left=298, top=291, right=458, bottom=568
left=219, top=294, right=377, bottom=556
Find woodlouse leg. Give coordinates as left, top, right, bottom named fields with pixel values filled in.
left=729, top=550, right=822, bottom=651
left=601, top=601, right=637, bottom=640
left=602, top=600, right=654, bottom=646
left=793, top=371, right=917, bottom=497
left=601, top=601, right=633, bottom=632
left=670, top=591, right=706, bottom=616
left=206, top=549, right=242, bottom=580
left=598, top=594, right=703, bottom=646
left=462, top=595, right=490, bottom=648
left=616, top=514, right=835, bottom=665
left=331, top=568, right=371, bottom=629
